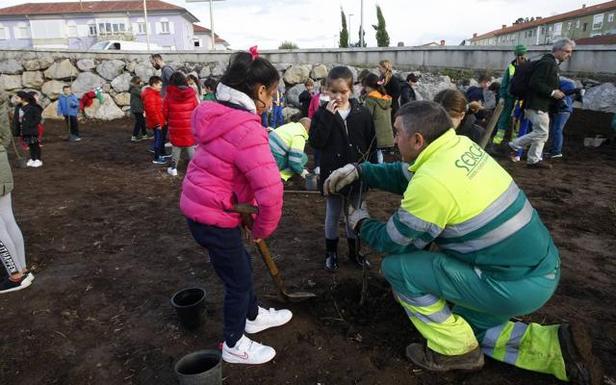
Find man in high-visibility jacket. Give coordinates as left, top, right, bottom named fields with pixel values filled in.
left=492, top=44, right=528, bottom=146
left=323, top=101, right=601, bottom=384
left=269, top=118, right=311, bottom=181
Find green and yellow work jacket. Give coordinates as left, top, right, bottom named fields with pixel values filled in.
left=359, top=129, right=559, bottom=280
left=500, top=61, right=516, bottom=100
left=269, top=122, right=308, bottom=181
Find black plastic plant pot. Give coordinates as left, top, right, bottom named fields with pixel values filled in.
left=174, top=350, right=222, bottom=385
left=171, top=287, right=206, bottom=330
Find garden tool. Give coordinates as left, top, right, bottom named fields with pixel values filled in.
left=11, top=136, right=27, bottom=168
left=340, top=181, right=370, bottom=306
left=233, top=204, right=316, bottom=303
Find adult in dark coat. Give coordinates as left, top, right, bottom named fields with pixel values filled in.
left=509, top=38, right=575, bottom=169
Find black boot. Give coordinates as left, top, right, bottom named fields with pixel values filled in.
left=324, top=238, right=338, bottom=272
left=348, top=238, right=371, bottom=269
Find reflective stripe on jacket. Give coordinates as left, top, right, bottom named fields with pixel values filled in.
left=359, top=129, right=559, bottom=280
left=269, top=122, right=308, bottom=181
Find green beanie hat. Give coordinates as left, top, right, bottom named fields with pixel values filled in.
left=514, top=44, right=528, bottom=56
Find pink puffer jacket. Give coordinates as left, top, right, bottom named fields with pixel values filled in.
left=180, top=101, right=283, bottom=239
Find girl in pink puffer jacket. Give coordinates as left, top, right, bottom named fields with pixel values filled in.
left=180, top=50, right=290, bottom=366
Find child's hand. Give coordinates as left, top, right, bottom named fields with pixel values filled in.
left=326, top=100, right=338, bottom=115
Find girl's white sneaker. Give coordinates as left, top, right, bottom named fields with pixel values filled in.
left=222, top=334, right=276, bottom=364
left=245, top=306, right=293, bottom=334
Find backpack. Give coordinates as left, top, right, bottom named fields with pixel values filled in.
left=509, top=60, right=537, bottom=99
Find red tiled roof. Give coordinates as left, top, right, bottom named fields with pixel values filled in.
left=471, top=0, right=616, bottom=41
left=0, top=1, right=186, bottom=16
left=574, top=33, right=616, bottom=44
left=192, top=23, right=228, bottom=45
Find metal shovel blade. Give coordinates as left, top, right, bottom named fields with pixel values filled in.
left=254, top=240, right=316, bottom=303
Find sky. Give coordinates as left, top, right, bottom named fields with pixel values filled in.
left=1, top=0, right=601, bottom=48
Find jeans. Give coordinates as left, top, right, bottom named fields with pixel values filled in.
left=132, top=113, right=146, bottom=137
left=325, top=193, right=360, bottom=240
left=512, top=109, right=549, bottom=164
left=187, top=220, right=258, bottom=347
left=153, top=126, right=167, bottom=160
left=65, top=115, right=79, bottom=137
left=548, top=112, right=571, bottom=155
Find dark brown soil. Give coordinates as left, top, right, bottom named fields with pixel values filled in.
left=1, top=110, right=615, bottom=385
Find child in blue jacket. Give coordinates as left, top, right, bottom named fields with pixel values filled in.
left=57, top=85, right=80, bottom=142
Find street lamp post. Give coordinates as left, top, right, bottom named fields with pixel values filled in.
left=348, top=13, right=354, bottom=47
left=143, top=0, right=151, bottom=51
left=360, top=0, right=364, bottom=47
left=186, top=0, right=225, bottom=51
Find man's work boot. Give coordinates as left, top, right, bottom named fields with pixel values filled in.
left=324, top=238, right=338, bottom=272
left=347, top=239, right=372, bottom=269
left=406, top=343, right=484, bottom=372
left=558, top=323, right=604, bottom=385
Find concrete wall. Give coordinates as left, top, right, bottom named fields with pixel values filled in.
left=1, top=45, right=613, bottom=76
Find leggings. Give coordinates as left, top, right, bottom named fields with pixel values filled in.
left=170, top=145, right=195, bottom=169
left=29, top=142, right=41, bottom=161
left=0, top=193, right=26, bottom=277
left=325, top=193, right=360, bottom=240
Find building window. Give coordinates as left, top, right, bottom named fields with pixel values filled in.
left=88, top=24, right=97, bottom=36
left=576, top=20, right=580, bottom=28
left=137, top=22, right=146, bottom=34
left=592, top=14, right=604, bottom=30
left=0, top=26, right=6, bottom=40
left=567, top=21, right=572, bottom=30
left=17, top=24, right=30, bottom=39
left=67, top=24, right=77, bottom=37
left=583, top=22, right=588, bottom=32
left=609, top=13, right=614, bottom=23
left=193, top=39, right=200, bottom=47
left=97, top=21, right=125, bottom=35
left=161, top=21, right=170, bottom=34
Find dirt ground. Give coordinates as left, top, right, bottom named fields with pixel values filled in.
left=1, top=109, right=615, bottom=385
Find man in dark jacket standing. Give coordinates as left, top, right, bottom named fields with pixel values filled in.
left=150, top=54, right=174, bottom=96
left=509, top=38, right=575, bottom=169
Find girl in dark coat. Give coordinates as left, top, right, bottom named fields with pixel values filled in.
left=309, top=66, right=376, bottom=271
left=13, top=92, right=43, bottom=168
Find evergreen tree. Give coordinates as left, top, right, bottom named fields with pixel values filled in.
left=372, top=5, right=390, bottom=47
left=339, top=8, right=349, bottom=48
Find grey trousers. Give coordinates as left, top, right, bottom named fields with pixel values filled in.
left=513, top=109, right=550, bottom=164
left=0, top=193, right=26, bottom=276
left=325, top=193, right=361, bottom=240
left=171, top=145, right=195, bottom=169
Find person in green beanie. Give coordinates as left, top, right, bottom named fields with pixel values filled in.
left=491, top=44, right=528, bottom=147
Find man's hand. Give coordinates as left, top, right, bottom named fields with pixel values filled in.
left=348, top=202, right=370, bottom=233
left=323, top=164, right=359, bottom=195
left=552, top=90, right=565, bottom=100
left=300, top=169, right=310, bottom=179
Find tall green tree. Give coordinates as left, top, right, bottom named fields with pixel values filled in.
left=372, top=5, right=390, bottom=47
left=339, top=8, right=349, bottom=48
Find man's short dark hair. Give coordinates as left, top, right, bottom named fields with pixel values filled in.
left=62, top=85, right=71, bottom=90
left=150, top=54, right=163, bottom=61
left=395, top=101, right=453, bottom=144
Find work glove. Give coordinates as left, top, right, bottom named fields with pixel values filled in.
left=300, top=169, right=310, bottom=179
left=347, top=201, right=370, bottom=233
left=323, top=163, right=359, bottom=196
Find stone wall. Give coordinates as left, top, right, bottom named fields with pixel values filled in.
left=0, top=48, right=614, bottom=121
